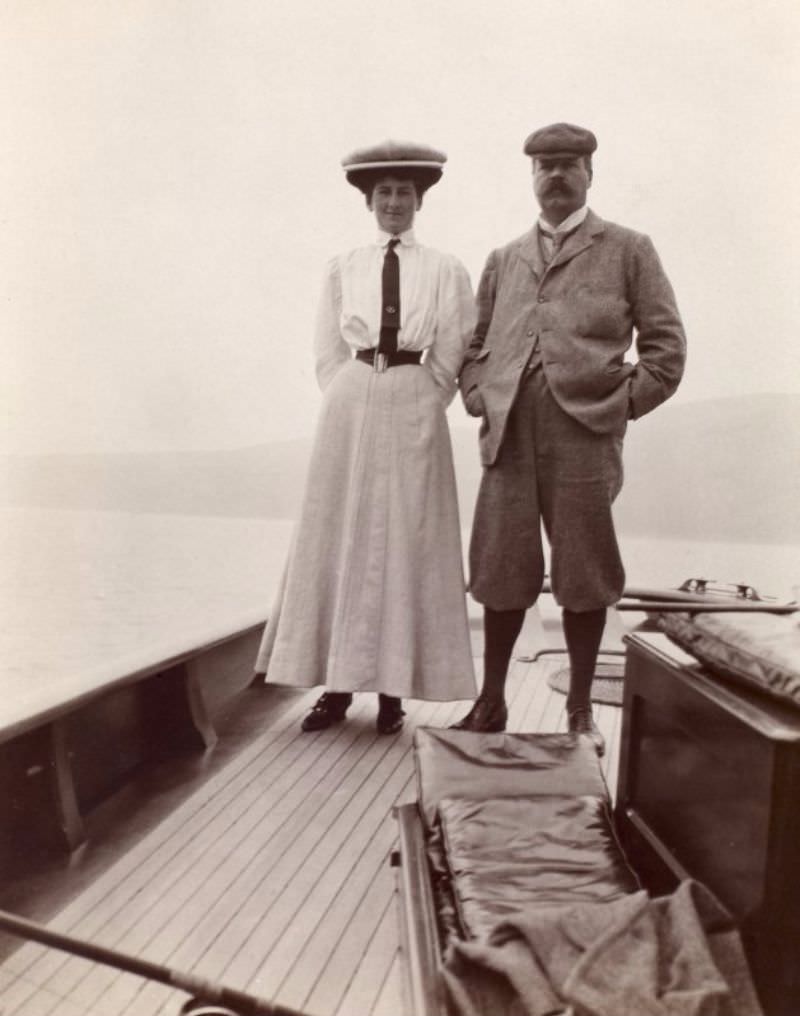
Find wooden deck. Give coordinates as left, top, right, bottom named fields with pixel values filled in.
left=0, top=610, right=626, bottom=1016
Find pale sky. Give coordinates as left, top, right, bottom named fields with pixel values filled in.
left=1, top=0, right=798, bottom=453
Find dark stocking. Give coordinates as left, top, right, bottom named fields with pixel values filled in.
left=480, top=607, right=526, bottom=702
left=562, top=607, right=606, bottom=712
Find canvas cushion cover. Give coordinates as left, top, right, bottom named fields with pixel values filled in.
left=413, top=728, right=609, bottom=830
left=657, top=612, right=800, bottom=707
left=438, top=794, right=640, bottom=941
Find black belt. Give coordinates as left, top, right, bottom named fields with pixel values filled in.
left=356, top=348, right=422, bottom=368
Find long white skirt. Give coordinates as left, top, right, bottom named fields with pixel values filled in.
left=255, top=359, right=477, bottom=701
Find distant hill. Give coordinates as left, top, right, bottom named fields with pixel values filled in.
left=451, top=392, right=799, bottom=546
left=1, top=440, right=311, bottom=520
left=2, top=393, right=798, bottom=545
left=618, top=392, right=799, bottom=544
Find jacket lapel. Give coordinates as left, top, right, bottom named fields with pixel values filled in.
left=516, top=211, right=606, bottom=279
left=550, top=209, right=605, bottom=270
left=517, top=227, right=545, bottom=279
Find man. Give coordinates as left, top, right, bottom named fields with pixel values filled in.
left=453, top=123, right=686, bottom=753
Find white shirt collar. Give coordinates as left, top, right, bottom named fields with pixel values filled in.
left=376, top=228, right=416, bottom=248
left=538, top=205, right=588, bottom=237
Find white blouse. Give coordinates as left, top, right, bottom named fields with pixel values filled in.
left=313, top=229, right=476, bottom=404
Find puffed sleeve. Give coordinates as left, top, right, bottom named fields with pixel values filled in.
left=313, top=257, right=351, bottom=391
left=426, top=255, right=477, bottom=406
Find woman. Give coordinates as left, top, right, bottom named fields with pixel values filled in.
left=254, top=139, right=477, bottom=734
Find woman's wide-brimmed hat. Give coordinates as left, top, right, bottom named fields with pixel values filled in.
left=341, top=139, right=447, bottom=195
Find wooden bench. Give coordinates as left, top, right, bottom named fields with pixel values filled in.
left=1, top=511, right=294, bottom=858
left=0, top=622, right=267, bottom=855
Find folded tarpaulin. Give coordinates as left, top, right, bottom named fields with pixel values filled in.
left=442, top=879, right=763, bottom=1016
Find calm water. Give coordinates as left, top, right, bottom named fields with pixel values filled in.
left=2, top=506, right=798, bottom=730
left=0, top=508, right=294, bottom=730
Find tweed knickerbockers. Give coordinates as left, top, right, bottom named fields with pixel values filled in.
left=469, top=362, right=626, bottom=613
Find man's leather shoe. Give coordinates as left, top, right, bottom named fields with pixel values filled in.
left=567, top=706, right=606, bottom=756
left=301, top=692, right=352, bottom=732
left=377, top=694, right=405, bottom=735
left=450, top=696, right=508, bottom=733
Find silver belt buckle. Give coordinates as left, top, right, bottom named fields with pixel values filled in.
left=374, top=352, right=388, bottom=373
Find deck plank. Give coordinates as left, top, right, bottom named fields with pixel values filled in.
left=271, top=709, right=453, bottom=1004
left=516, top=658, right=558, bottom=732
left=279, top=701, right=458, bottom=1015
left=231, top=706, right=451, bottom=996
left=112, top=708, right=395, bottom=1013
left=12, top=693, right=361, bottom=1013
left=3, top=689, right=338, bottom=1013
left=273, top=796, right=409, bottom=1012
left=302, top=865, right=398, bottom=1016
left=370, top=952, right=405, bottom=1016
left=539, top=666, right=569, bottom=734
left=333, top=896, right=399, bottom=1016
left=6, top=688, right=314, bottom=960
left=212, top=738, right=410, bottom=983
left=135, top=700, right=452, bottom=1015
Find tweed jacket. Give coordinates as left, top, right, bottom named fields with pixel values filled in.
left=460, top=209, right=687, bottom=466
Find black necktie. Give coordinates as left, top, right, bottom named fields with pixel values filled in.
left=378, top=239, right=400, bottom=359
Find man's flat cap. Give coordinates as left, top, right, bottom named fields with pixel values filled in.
left=523, top=123, right=597, bottom=157
left=341, top=139, right=447, bottom=192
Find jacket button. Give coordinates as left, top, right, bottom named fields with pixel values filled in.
left=527, top=329, right=534, bottom=336
left=537, top=296, right=546, bottom=303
